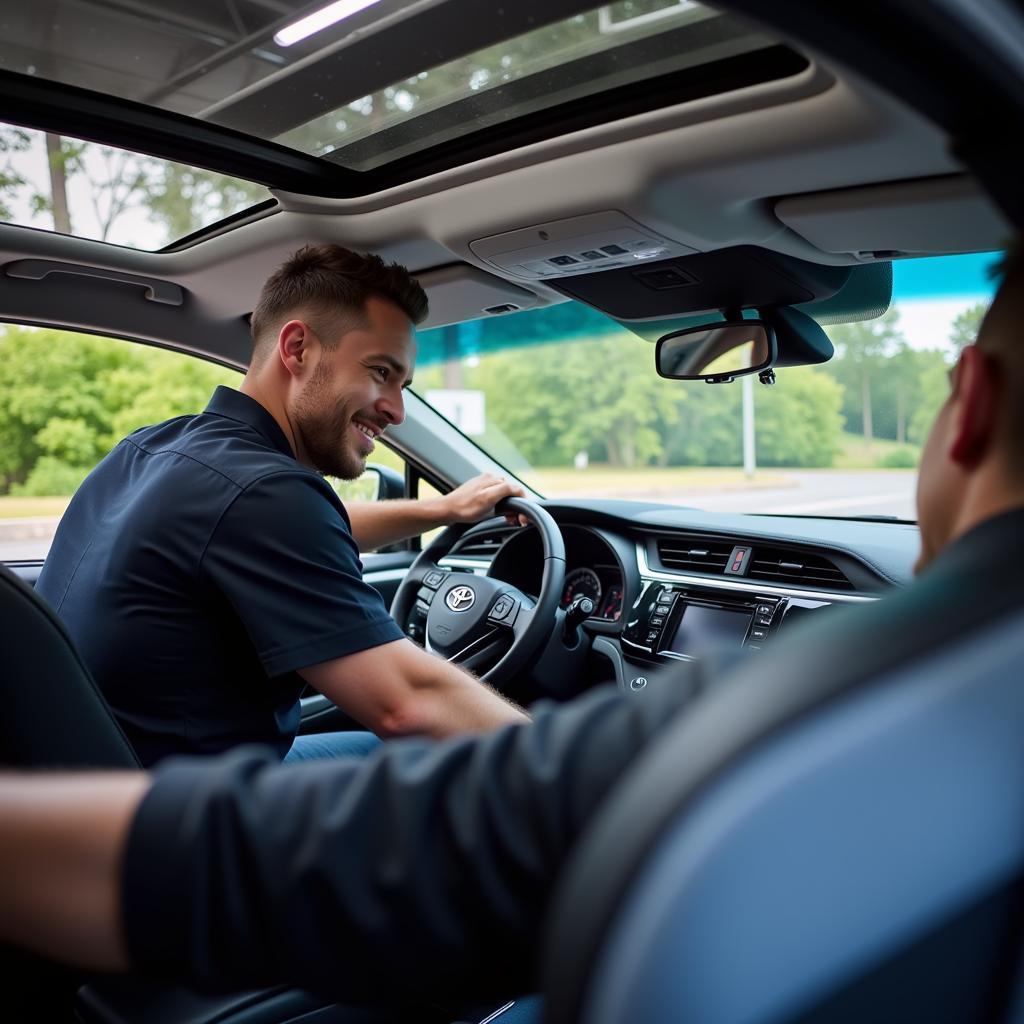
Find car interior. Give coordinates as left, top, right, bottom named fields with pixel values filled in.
left=1, top=1, right=1023, bottom=1021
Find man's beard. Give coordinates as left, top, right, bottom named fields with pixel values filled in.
left=294, top=360, right=366, bottom=480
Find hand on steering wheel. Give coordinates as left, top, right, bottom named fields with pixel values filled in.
left=390, top=498, right=565, bottom=686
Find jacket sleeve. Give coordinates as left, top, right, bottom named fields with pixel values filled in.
left=122, top=672, right=705, bottom=1004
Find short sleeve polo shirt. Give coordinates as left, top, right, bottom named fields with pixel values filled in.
left=36, top=386, right=404, bottom=766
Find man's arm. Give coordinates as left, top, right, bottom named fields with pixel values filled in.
left=0, top=773, right=149, bottom=971
left=300, top=636, right=529, bottom=737
left=346, top=473, right=526, bottom=551
left=0, top=674, right=702, bottom=1000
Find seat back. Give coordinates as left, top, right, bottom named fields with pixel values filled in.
left=543, top=608, right=1024, bottom=1024
left=0, top=563, right=139, bottom=768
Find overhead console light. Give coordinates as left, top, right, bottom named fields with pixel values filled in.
left=471, top=212, right=698, bottom=282
left=274, top=0, right=383, bottom=47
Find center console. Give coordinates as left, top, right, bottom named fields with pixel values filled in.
left=622, top=580, right=832, bottom=663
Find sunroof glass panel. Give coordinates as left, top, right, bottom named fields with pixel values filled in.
left=1, top=1, right=792, bottom=189
left=0, top=122, right=270, bottom=250
left=274, top=1, right=779, bottom=170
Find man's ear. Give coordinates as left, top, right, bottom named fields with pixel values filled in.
left=949, top=345, right=999, bottom=468
left=277, top=320, right=315, bottom=379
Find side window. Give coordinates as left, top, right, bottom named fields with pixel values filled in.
left=329, top=446, right=445, bottom=550
left=329, top=444, right=409, bottom=503
left=0, top=325, right=240, bottom=562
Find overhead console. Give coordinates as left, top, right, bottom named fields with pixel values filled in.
left=470, top=211, right=698, bottom=282
left=548, top=243, right=853, bottom=320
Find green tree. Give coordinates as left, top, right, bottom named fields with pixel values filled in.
left=909, top=356, right=953, bottom=446
left=826, top=309, right=904, bottom=447
left=144, top=164, right=268, bottom=240
left=949, top=302, right=987, bottom=353
left=664, top=384, right=741, bottom=466
left=469, top=332, right=679, bottom=467
left=755, top=367, right=844, bottom=467
left=0, top=326, right=238, bottom=496
left=0, top=127, right=33, bottom=221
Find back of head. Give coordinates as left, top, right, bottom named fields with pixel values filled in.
left=249, top=245, right=428, bottom=364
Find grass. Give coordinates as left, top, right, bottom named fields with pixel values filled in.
left=833, top=432, right=921, bottom=470
left=0, top=496, right=72, bottom=519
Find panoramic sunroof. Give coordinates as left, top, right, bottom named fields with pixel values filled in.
left=0, top=121, right=271, bottom=250
left=273, top=1, right=779, bottom=171
left=0, top=0, right=798, bottom=191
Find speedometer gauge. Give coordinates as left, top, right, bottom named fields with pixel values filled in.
left=560, top=567, right=602, bottom=609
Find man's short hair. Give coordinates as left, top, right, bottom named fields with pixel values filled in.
left=250, top=245, right=428, bottom=359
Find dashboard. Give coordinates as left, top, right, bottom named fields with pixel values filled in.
left=440, top=498, right=918, bottom=696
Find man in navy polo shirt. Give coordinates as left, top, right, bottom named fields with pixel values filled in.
left=36, top=244, right=528, bottom=767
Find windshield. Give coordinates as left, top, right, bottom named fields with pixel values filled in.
left=415, top=251, right=1000, bottom=521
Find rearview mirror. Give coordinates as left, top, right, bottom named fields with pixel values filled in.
left=655, top=321, right=775, bottom=383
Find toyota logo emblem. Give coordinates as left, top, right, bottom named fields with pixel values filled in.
left=445, top=585, right=476, bottom=612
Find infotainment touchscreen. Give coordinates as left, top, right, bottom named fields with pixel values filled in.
left=666, top=603, right=751, bottom=656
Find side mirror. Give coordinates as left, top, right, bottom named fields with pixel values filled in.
left=363, top=463, right=405, bottom=501
left=655, top=321, right=776, bottom=383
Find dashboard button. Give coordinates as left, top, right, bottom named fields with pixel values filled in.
left=749, top=626, right=768, bottom=641
left=645, top=629, right=660, bottom=644
left=629, top=676, right=649, bottom=691
left=649, top=615, right=664, bottom=627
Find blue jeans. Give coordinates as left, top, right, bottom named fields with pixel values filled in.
left=284, top=730, right=381, bottom=762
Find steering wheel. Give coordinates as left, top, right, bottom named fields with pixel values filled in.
left=390, top=498, right=565, bottom=686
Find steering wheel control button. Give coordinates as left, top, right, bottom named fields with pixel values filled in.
left=725, top=545, right=752, bottom=575
left=416, top=586, right=435, bottom=605
left=488, top=595, right=519, bottom=623
left=423, top=570, right=446, bottom=589
left=629, top=676, right=648, bottom=691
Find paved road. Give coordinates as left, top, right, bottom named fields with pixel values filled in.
left=590, top=470, right=919, bottom=521
left=0, top=471, right=918, bottom=563
left=0, top=516, right=60, bottom=562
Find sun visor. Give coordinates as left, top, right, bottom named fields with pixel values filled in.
left=415, top=263, right=540, bottom=329
left=775, top=176, right=1008, bottom=258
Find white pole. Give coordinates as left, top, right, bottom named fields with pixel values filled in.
left=742, top=373, right=756, bottom=478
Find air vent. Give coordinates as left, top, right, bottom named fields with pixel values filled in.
left=656, top=537, right=733, bottom=573
left=748, top=548, right=853, bottom=590
left=449, top=528, right=515, bottom=559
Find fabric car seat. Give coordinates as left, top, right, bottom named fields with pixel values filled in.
left=541, top=604, right=1024, bottom=1024
left=0, top=563, right=529, bottom=1024
left=0, top=563, right=141, bottom=769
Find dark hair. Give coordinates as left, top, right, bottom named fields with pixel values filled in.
left=250, top=244, right=428, bottom=353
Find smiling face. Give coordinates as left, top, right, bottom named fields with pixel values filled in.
left=292, top=296, right=416, bottom=480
